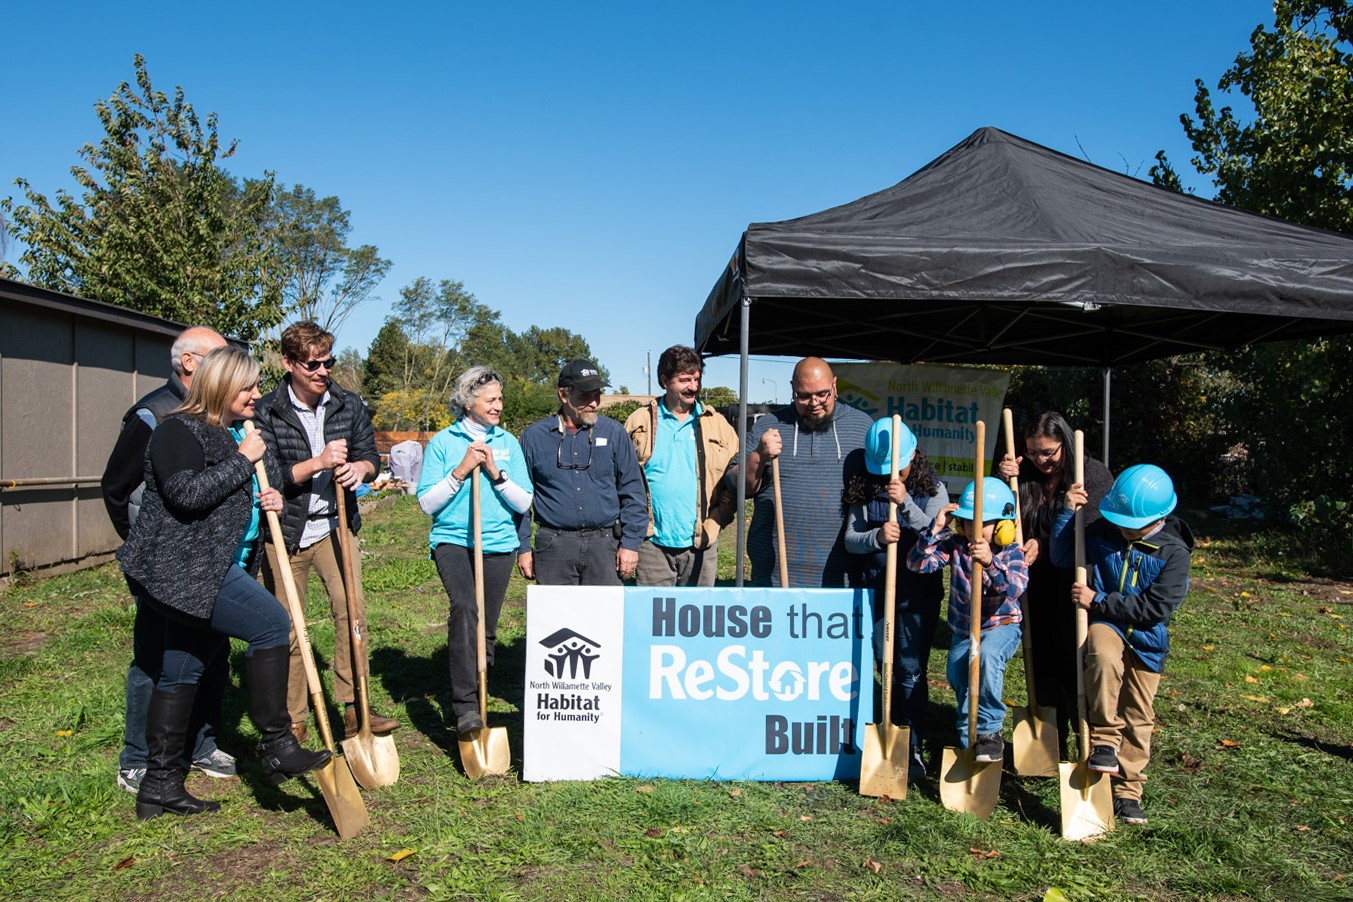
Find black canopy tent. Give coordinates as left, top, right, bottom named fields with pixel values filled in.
left=695, top=126, right=1353, bottom=583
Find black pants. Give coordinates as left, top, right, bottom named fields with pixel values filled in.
left=433, top=544, right=516, bottom=718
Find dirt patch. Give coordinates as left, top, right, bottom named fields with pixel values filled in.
left=4, top=631, right=51, bottom=658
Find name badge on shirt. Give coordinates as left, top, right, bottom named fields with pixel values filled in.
left=596, top=437, right=608, bottom=447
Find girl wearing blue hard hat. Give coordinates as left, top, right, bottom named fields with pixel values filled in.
left=908, top=477, right=1029, bottom=765
left=843, top=417, right=949, bottom=778
left=1050, top=464, right=1194, bottom=827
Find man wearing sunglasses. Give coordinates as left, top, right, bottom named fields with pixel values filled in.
left=519, top=359, right=647, bottom=585
left=255, top=321, right=398, bottom=742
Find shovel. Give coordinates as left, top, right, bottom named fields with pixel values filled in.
left=940, top=420, right=1001, bottom=818
left=1005, top=408, right=1059, bottom=778
left=335, top=489, right=400, bottom=788
left=772, top=457, right=789, bottom=588
left=244, top=423, right=368, bottom=840
left=1058, top=429, right=1114, bottom=840
left=860, top=415, right=910, bottom=800
left=458, top=467, right=511, bottom=778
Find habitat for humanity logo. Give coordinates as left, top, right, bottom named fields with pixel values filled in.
left=532, top=628, right=611, bottom=724
left=539, top=628, right=602, bottom=678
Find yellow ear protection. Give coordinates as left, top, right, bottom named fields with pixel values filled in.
left=954, top=517, right=1017, bottom=547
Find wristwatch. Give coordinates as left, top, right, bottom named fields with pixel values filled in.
left=491, top=470, right=508, bottom=486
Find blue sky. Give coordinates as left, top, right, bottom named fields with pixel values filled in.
left=3, top=1, right=1274, bottom=399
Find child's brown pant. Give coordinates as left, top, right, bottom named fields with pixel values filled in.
left=1083, top=622, right=1162, bottom=802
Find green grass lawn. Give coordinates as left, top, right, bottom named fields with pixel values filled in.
left=2, top=496, right=1350, bottom=900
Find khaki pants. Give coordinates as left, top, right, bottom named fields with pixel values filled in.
left=1083, top=622, right=1162, bottom=802
left=635, top=539, right=718, bottom=587
left=262, top=530, right=361, bottom=724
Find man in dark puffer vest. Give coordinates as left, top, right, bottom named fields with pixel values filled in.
left=255, top=321, right=398, bottom=741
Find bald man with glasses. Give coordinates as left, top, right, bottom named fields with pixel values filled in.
left=739, top=356, right=872, bottom=587
left=518, top=359, right=647, bottom=586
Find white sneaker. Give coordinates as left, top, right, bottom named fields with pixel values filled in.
left=117, top=767, right=145, bottom=794
left=191, top=748, right=237, bottom=778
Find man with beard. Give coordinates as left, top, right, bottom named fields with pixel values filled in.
left=519, top=359, right=647, bottom=585
left=624, top=345, right=738, bottom=587
left=740, top=357, right=871, bottom=587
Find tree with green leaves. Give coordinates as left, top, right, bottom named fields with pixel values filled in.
left=2, top=55, right=281, bottom=341
left=270, top=184, right=391, bottom=334
left=1153, top=0, right=1353, bottom=568
left=507, top=325, right=609, bottom=386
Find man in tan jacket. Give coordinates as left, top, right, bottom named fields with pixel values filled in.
left=624, top=346, right=739, bottom=586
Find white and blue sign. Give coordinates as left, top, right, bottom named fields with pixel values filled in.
left=523, top=586, right=874, bottom=782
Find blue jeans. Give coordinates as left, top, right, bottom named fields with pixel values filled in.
left=133, top=565, right=291, bottom=693
left=946, top=622, right=1022, bottom=745
left=872, top=603, right=941, bottom=744
left=120, top=588, right=227, bottom=770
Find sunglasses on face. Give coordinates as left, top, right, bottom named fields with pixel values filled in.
left=293, top=357, right=337, bottom=373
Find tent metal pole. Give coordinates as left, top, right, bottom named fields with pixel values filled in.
left=735, top=296, right=751, bottom=587
left=1102, top=367, right=1111, bottom=469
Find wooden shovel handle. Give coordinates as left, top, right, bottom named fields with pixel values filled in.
left=968, top=420, right=985, bottom=750
left=1004, top=408, right=1039, bottom=713
left=472, top=466, right=489, bottom=723
left=880, top=415, right=902, bottom=725
left=1073, top=430, right=1091, bottom=766
left=243, top=421, right=339, bottom=755
left=334, top=489, right=372, bottom=733
left=772, top=457, right=788, bottom=588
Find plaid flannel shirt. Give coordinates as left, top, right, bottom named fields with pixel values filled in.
left=907, top=525, right=1028, bottom=634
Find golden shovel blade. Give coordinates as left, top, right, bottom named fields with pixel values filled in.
left=858, top=723, right=909, bottom=799
left=939, top=747, right=1001, bottom=819
left=1058, top=761, right=1114, bottom=841
left=1011, top=705, right=1060, bottom=777
left=312, top=754, right=369, bottom=840
left=342, top=731, right=401, bottom=789
left=459, top=725, right=511, bottom=779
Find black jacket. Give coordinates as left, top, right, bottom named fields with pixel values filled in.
left=255, top=377, right=379, bottom=553
left=101, top=372, right=189, bottom=539
left=117, top=415, right=282, bottom=619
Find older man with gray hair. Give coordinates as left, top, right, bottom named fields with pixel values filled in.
left=102, top=325, right=235, bottom=794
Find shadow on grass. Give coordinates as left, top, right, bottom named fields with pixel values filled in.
left=370, top=634, right=530, bottom=775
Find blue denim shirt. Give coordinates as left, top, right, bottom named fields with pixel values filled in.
left=519, top=412, right=648, bottom=550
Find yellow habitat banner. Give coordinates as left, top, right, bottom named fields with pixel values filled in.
left=832, top=363, right=1010, bottom=493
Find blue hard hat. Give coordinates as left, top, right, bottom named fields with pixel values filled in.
left=865, top=417, right=918, bottom=475
left=955, top=477, right=1017, bottom=522
left=1099, top=464, right=1177, bottom=528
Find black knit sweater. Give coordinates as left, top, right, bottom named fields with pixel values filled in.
left=117, top=415, right=282, bottom=619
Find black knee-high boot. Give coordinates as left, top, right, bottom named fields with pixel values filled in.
left=136, top=685, right=222, bottom=819
left=245, top=646, right=331, bottom=783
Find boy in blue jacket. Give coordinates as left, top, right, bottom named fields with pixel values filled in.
left=1052, top=464, right=1193, bottom=826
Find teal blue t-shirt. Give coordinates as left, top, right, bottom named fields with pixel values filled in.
left=227, top=424, right=262, bottom=568
left=646, top=399, right=700, bottom=548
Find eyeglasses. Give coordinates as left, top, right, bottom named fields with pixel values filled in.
left=1026, top=444, right=1063, bottom=462
left=293, top=357, right=337, bottom=373
left=475, top=371, right=502, bottom=387
left=792, top=388, right=833, bottom=404
left=557, top=429, right=594, bottom=470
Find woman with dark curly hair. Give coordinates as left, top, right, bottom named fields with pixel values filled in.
left=843, top=418, right=948, bottom=777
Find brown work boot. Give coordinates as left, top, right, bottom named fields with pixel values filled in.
left=289, top=722, right=308, bottom=745
left=344, top=705, right=400, bottom=737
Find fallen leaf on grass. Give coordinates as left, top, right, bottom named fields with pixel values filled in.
left=772, top=829, right=786, bottom=837
left=1260, top=665, right=1272, bottom=671
left=516, top=812, right=524, bottom=822
left=635, top=785, right=654, bottom=794
left=386, top=849, right=417, bottom=863
left=55, top=730, right=72, bottom=737
left=1317, top=606, right=1333, bottom=614
left=876, top=818, right=890, bottom=825
left=23, top=602, right=40, bottom=608
left=112, top=857, right=134, bottom=870
left=1219, top=739, right=1242, bottom=749
left=1201, top=645, right=1215, bottom=651
left=862, top=857, right=882, bottom=874
left=1044, top=890, right=1072, bottom=902
left=1296, top=698, right=1314, bottom=708
left=1242, top=695, right=1269, bottom=702
left=1330, top=613, right=1344, bottom=620
left=1245, top=675, right=1261, bottom=684
left=799, top=815, right=813, bottom=822
left=738, top=865, right=759, bottom=878
left=795, top=860, right=811, bottom=869
left=644, top=828, right=662, bottom=838
left=1174, top=752, right=1203, bottom=771
left=969, top=848, right=1000, bottom=859
left=1293, top=673, right=1309, bottom=681
left=729, top=787, right=741, bottom=798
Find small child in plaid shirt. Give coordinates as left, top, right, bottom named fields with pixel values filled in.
left=908, top=477, right=1028, bottom=763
